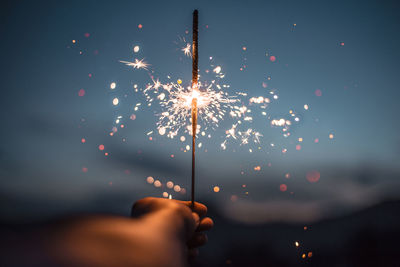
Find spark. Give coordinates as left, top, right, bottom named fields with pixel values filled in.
left=250, top=96, right=269, bottom=104
left=237, top=128, right=262, bottom=145
left=271, top=118, right=287, bottom=126
left=213, top=66, right=221, bottom=74
left=181, top=43, right=191, bottom=57
left=119, top=59, right=149, bottom=70
left=221, top=140, right=227, bottom=150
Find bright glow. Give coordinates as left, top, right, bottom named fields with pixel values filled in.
left=133, top=46, right=140, bottom=53
left=110, top=82, right=116, bottom=89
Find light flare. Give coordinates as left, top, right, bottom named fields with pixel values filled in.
left=119, top=58, right=149, bottom=70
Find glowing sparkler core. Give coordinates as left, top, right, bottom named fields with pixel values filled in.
left=184, top=87, right=201, bottom=107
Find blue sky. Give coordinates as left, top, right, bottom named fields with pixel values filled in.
left=0, top=0, right=399, bottom=222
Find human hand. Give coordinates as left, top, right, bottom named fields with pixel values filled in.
left=131, top=197, right=213, bottom=258
left=2, top=197, right=213, bottom=267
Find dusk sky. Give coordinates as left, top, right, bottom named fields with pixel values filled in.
left=1, top=0, right=399, bottom=224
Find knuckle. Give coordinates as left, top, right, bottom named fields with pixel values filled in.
left=172, top=202, right=190, bottom=214
left=201, top=204, right=207, bottom=214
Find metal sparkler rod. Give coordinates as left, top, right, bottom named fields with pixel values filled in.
left=191, top=9, right=198, bottom=208
left=192, top=10, right=198, bottom=86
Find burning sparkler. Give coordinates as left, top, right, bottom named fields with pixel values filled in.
left=116, top=10, right=301, bottom=200
left=191, top=9, right=199, bottom=207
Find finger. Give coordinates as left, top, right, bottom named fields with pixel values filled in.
left=178, top=201, right=207, bottom=217
left=187, top=233, right=208, bottom=248
left=131, top=198, right=199, bottom=243
left=173, top=204, right=197, bottom=240
left=196, top=217, right=214, bottom=232
left=192, top=212, right=200, bottom=229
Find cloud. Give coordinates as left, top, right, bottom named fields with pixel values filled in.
left=220, top=166, right=400, bottom=224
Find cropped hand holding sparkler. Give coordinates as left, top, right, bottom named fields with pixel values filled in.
left=1, top=198, right=213, bottom=267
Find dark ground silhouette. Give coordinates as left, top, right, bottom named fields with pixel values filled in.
left=195, top=200, right=400, bottom=267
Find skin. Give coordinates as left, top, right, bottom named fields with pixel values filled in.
left=2, top=198, right=213, bottom=267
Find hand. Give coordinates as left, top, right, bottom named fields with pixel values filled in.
left=2, top=197, right=213, bottom=267
left=131, top=197, right=214, bottom=259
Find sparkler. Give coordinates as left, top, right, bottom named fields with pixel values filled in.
left=116, top=10, right=301, bottom=199
left=191, top=9, right=199, bottom=208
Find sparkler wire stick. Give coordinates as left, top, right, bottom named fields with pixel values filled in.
left=191, top=9, right=198, bottom=208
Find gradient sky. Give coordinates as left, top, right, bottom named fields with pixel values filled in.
left=1, top=0, right=399, bottom=223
